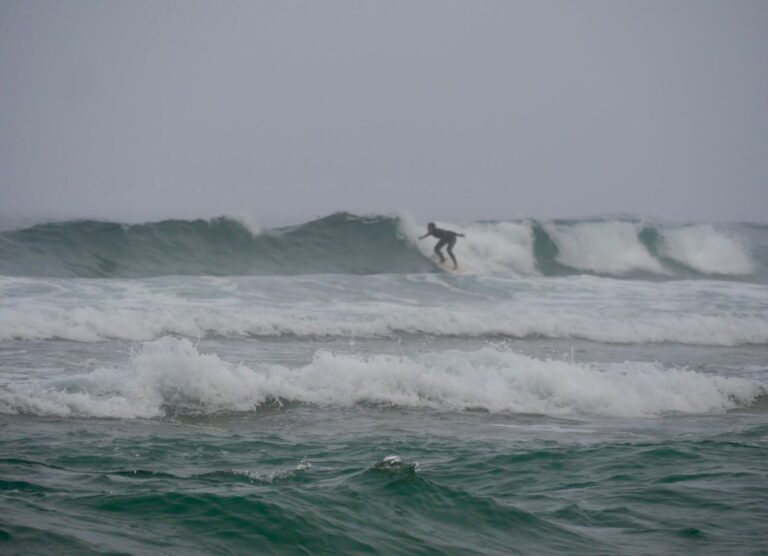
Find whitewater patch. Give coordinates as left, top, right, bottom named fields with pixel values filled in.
left=545, top=221, right=665, bottom=275
left=659, top=225, right=754, bottom=275
left=400, top=218, right=538, bottom=275
left=2, top=273, right=768, bottom=346
left=1, top=213, right=763, bottom=279
left=2, top=303, right=768, bottom=346
left=0, top=338, right=763, bottom=419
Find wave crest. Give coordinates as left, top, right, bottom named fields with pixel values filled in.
left=0, top=213, right=761, bottom=279
left=0, top=338, right=762, bottom=419
left=659, top=225, right=754, bottom=275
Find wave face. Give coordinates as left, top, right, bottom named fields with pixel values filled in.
left=0, top=213, right=764, bottom=280
left=0, top=213, right=433, bottom=278
left=1, top=337, right=763, bottom=418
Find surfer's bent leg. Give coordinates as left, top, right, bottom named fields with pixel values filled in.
left=447, top=236, right=458, bottom=269
left=434, top=239, right=447, bottom=262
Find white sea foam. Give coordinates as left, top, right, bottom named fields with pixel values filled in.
left=660, top=225, right=754, bottom=275
left=229, top=213, right=262, bottom=236
left=400, top=218, right=537, bottom=274
left=2, top=273, right=766, bottom=346
left=2, top=301, right=767, bottom=346
left=545, top=221, right=665, bottom=275
left=402, top=218, right=672, bottom=276
left=0, top=338, right=763, bottom=418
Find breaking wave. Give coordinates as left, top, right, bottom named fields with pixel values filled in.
left=0, top=337, right=763, bottom=419
left=2, top=302, right=767, bottom=346
left=0, top=212, right=762, bottom=280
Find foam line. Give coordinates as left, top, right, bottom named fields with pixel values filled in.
left=1, top=338, right=762, bottom=418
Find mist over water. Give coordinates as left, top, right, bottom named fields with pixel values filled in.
left=2, top=1, right=768, bottom=552
left=2, top=3, right=768, bottom=225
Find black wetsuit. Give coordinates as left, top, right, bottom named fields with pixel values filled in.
left=422, top=227, right=463, bottom=268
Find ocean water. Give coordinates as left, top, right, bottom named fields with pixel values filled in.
left=1, top=212, right=767, bottom=555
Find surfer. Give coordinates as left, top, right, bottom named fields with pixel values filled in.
left=419, top=222, right=464, bottom=269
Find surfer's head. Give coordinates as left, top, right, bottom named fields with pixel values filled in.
left=427, top=222, right=436, bottom=232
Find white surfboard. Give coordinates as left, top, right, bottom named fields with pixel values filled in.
left=436, top=260, right=471, bottom=274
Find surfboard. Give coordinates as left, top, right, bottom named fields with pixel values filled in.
left=436, top=260, right=470, bottom=274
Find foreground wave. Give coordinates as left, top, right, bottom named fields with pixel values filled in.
left=0, top=212, right=763, bottom=280
left=1, top=337, right=763, bottom=418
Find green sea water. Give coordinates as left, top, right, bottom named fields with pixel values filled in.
left=2, top=214, right=768, bottom=554
left=3, top=405, right=767, bottom=555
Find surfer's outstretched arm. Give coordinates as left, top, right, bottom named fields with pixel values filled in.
left=419, top=233, right=431, bottom=240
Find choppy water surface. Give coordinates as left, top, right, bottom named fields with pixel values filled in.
left=1, top=214, right=767, bottom=554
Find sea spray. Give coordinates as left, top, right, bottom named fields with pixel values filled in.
left=0, top=212, right=762, bottom=279
left=2, top=273, right=767, bottom=345
left=1, top=337, right=763, bottom=418
left=659, top=225, right=754, bottom=275
left=2, top=213, right=767, bottom=556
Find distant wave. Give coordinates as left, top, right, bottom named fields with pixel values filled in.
left=0, top=212, right=763, bottom=280
left=1, top=337, right=763, bottom=418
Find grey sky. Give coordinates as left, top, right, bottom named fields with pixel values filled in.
left=1, top=1, right=767, bottom=225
